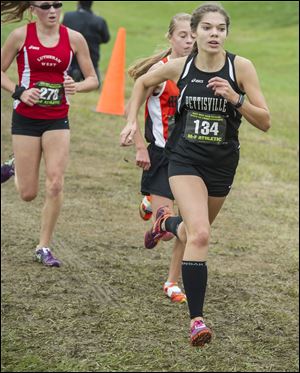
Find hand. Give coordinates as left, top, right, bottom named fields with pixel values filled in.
left=136, top=148, right=151, bottom=170
left=207, top=77, right=239, bottom=104
left=63, top=75, right=76, bottom=95
left=120, top=122, right=137, bottom=146
left=20, top=88, right=41, bottom=106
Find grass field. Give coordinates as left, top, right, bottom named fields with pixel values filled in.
left=1, top=1, right=299, bottom=372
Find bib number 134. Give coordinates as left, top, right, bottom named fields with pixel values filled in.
left=184, top=111, right=226, bottom=145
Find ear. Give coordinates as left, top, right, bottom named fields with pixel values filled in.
left=29, top=6, right=36, bottom=17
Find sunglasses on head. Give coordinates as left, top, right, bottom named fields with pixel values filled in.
left=31, top=2, right=63, bottom=10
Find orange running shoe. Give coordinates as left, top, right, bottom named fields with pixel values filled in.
left=163, top=282, right=187, bottom=304
left=139, top=195, right=152, bottom=221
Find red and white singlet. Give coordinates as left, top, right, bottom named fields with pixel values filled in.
left=15, top=22, right=73, bottom=120
left=144, top=56, right=179, bottom=148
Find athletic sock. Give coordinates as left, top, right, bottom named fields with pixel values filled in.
left=164, top=216, right=183, bottom=237
left=181, top=261, right=207, bottom=319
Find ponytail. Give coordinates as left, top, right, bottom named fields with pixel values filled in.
left=128, top=48, right=172, bottom=81
left=1, top=1, right=31, bottom=23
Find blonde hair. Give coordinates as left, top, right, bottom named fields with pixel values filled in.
left=191, top=2, right=230, bottom=54
left=1, top=1, right=32, bottom=23
left=128, top=13, right=191, bottom=80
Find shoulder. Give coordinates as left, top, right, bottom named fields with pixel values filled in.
left=66, top=28, right=85, bottom=42
left=234, top=55, right=259, bottom=90
left=150, top=56, right=188, bottom=83
left=234, top=55, right=256, bottom=73
left=10, top=25, right=28, bottom=40
left=162, top=56, right=188, bottom=71
left=148, top=60, right=165, bottom=73
left=65, top=28, right=87, bottom=51
left=3, top=25, right=28, bottom=49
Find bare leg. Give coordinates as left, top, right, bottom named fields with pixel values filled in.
left=166, top=238, right=185, bottom=283
left=12, top=135, right=42, bottom=201
left=39, top=130, right=70, bottom=248
left=169, top=175, right=226, bottom=324
left=151, top=194, right=185, bottom=295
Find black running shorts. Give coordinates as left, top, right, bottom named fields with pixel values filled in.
left=168, top=157, right=238, bottom=197
left=141, top=143, right=174, bottom=200
left=11, top=111, right=69, bottom=137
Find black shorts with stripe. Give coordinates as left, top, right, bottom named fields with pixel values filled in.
left=141, top=143, right=174, bottom=200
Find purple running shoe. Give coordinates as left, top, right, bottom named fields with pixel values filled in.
left=190, top=319, right=212, bottom=347
left=144, top=206, right=172, bottom=249
left=35, top=247, right=61, bottom=267
left=1, top=155, right=15, bottom=184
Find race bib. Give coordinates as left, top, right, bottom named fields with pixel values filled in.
left=35, top=81, right=64, bottom=106
left=184, top=111, right=227, bottom=145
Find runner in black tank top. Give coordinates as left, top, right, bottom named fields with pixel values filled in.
left=121, top=3, right=271, bottom=347
left=166, top=51, right=244, bottom=197
left=169, top=51, right=242, bottom=167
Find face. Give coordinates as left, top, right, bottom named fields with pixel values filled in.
left=195, top=12, right=227, bottom=53
left=30, top=1, right=63, bottom=26
left=169, top=20, right=195, bottom=58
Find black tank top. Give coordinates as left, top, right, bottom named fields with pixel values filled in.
left=165, top=51, right=244, bottom=166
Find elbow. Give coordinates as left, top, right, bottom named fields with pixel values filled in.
left=260, top=119, right=271, bottom=132
left=262, top=112, right=271, bottom=132
left=257, top=109, right=271, bottom=132
left=93, top=76, right=100, bottom=90
left=263, top=121, right=271, bottom=132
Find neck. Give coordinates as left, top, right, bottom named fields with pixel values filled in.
left=36, top=20, right=60, bottom=35
left=195, top=49, right=226, bottom=72
left=170, top=50, right=182, bottom=59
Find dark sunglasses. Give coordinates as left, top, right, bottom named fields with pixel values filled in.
left=31, top=2, right=63, bottom=10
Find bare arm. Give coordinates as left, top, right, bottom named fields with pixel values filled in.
left=235, top=57, right=271, bottom=131
left=207, top=56, right=271, bottom=132
left=120, top=57, right=187, bottom=146
left=68, top=29, right=99, bottom=92
left=1, top=26, right=40, bottom=106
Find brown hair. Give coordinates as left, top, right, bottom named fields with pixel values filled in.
left=191, top=2, right=230, bottom=54
left=1, top=1, right=32, bottom=23
left=128, top=13, right=191, bottom=80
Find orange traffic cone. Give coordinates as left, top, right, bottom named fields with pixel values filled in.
left=96, top=27, right=126, bottom=115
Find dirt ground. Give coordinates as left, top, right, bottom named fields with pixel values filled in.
left=1, top=89, right=299, bottom=372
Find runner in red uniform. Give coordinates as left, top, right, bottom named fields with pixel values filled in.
left=1, top=1, right=99, bottom=266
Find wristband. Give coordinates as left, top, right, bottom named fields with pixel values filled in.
left=11, top=85, right=26, bottom=100
left=234, top=93, right=245, bottom=109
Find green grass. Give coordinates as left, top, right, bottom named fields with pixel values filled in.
left=1, top=1, right=299, bottom=372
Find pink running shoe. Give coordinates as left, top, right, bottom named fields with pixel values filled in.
left=144, top=206, right=172, bottom=249
left=190, top=319, right=212, bottom=347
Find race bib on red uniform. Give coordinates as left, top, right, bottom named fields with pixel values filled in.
left=184, top=111, right=227, bottom=145
left=35, top=81, right=64, bottom=106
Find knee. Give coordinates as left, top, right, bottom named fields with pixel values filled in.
left=46, top=177, right=64, bottom=197
left=187, top=228, right=210, bottom=249
left=20, top=189, right=38, bottom=202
